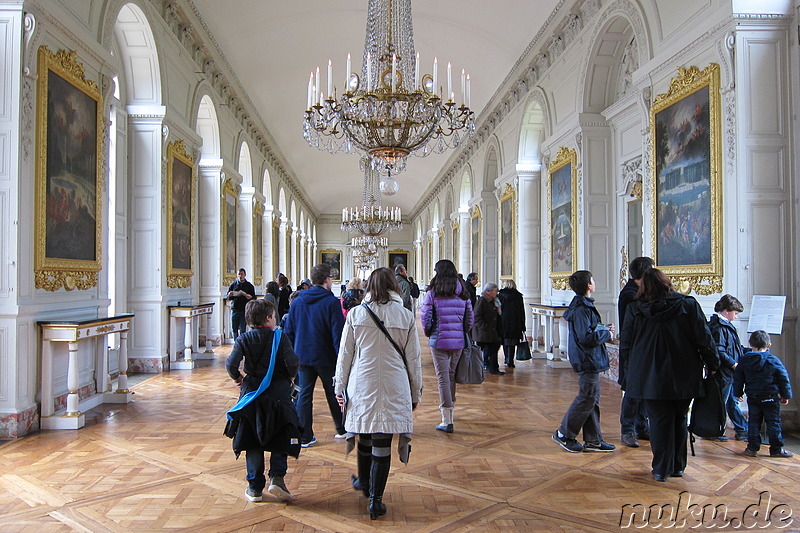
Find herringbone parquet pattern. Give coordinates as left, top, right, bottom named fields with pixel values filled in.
left=1, top=320, right=799, bottom=532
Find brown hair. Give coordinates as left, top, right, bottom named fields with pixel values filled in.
left=714, top=294, right=744, bottom=313
left=245, top=299, right=276, bottom=327
left=311, top=263, right=331, bottom=285
left=636, top=268, right=672, bottom=302
left=364, top=267, right=401, bottom=304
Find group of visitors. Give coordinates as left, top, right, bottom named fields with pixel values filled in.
left=552, top=257, right=793, bottom=484
left=223, top=255, right=792, bottom=520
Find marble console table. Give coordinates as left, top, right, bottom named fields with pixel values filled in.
left=39, top=314, right=135, bottom=430
left=168, top=303, right=215, bottom=370
left=529, top=304, right=571, bottom=369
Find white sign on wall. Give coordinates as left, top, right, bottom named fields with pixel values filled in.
left=747, top=295, right=786, bottom=335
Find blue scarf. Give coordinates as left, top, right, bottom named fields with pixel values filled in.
left=226, top=329, right=282, bottom=420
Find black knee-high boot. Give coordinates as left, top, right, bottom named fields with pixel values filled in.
left=369, top=454, right=391, bottom=520
left=351, top=437, right=371, bottom=497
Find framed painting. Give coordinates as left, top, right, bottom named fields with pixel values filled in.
left=650, top=64, right=722, bottom=295
left=499, top=183, right=515, bottom=280
left=272, top=217, right=280, bottom=280
left=34, top=47, right=103, bottom=291
left=253, top=203, right=264, bottom=286
left=548, top=147, right=577, bottom=290
left=166, top=140, right=194, bottom=288
left=319, top=249, right=342, bottom=283
left=222, top=180, right=238, bottom=284
left=388, top=249, right=409, bottom=271
left=451, top=220, right=459, bottom=268
left=470, top=205, right=482, bottom=275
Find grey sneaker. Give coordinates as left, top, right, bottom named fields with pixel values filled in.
left=244, top=487, right=262, bottom=502
left=552, top=431, right=583, bottom=453
left=621, top=433, right=640, bottom=448
left=300, top=437, right=317, bottom=448
left=268, top=476, right=292, bottom=501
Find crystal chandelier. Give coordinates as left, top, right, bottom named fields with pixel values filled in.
left=351, top=235, right=389, bottom=250
left=341, top=158, right=403, bottom=236
left=303, top=0, right=475, bottom=175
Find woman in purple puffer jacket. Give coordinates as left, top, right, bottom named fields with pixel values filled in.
left=420, top=259, right=474, bottom=433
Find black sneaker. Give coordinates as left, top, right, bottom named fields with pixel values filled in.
left=770, top=448, right=793, bottom=458
left=584, top=440, right=616, bottom=452
left=734, top=432, right=748, bottom=441
left=552, top=431, right=583, bottom=453
left=621, top=433, right=640, bottom=448
left=244, top=487, right=262, bottom=502
left=743, top=448, right=758, bottom=457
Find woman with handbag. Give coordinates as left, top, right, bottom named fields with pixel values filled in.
left=420, top=260, right=474, bottom=433
left=334, top=267, right=422, bottom=520
left=472, top=282, right=505, bottom=375
left=619, top=268, right=719, bottom=481
left=498, top=279, right=526, bottom=369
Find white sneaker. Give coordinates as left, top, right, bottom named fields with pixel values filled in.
left=334, top=433, right=347, bottom=439
left=300, top=437, right=317, bottom=448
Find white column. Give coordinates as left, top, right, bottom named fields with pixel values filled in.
left=198, top=159, right=224, bottom=344
left=117, top=330, right=130, bottom=392
left=238, top=186, right=255, bottom=279
left=517, top=168, right=542, bottom=334
left=126, top=106, right=167, bottom=369
left=432, top=229, right=440, bottom=266
left=458, top=209, right=470, bottom=275
left=290, top=225, right=299, bottom=284
left=298, top=230, right=306, bottom=279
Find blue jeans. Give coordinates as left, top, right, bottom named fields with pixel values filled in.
left=231, top=309, right=246, bottom=339
left=746, top=398, right=783, bottom=453
left=559, top=372, right=602, bottom=442
left=245, top=450, right=288, bottom=491
left=620, top=393, right=649, bottom=435
left=295, top=364, right=344, bottom=443
left=720, top=379, right=747, bottom=434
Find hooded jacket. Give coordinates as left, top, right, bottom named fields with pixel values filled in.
left=498, top=287, right=526, bottom=341
left=707, top=314, right=745, bottom=383
left=282, top=284, right=346, bottom=366
left=334, top=292, right=422, bottom=435
left=619, top=291, right=719, bottom=399
left=563, top=294, right=610, bottom=374
left=733, top=349, right=792, bottom=401
left=420, top=286, right=474, bottom=350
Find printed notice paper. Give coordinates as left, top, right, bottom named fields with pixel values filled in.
left=747, top=295, right=786, bottom=334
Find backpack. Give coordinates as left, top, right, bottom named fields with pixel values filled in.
left=409, top=281, right=420, bottom=299
left=688, top=373, right=727, bottom=455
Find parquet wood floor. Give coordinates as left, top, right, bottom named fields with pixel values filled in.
left=2, top=320, right=799, bottom=532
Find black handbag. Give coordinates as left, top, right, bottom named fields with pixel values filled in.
left=515, top=340, right=532, bottom=361
left=423, top=301, right=437, bottom=337
left=688, top=372, right=727, bottom=455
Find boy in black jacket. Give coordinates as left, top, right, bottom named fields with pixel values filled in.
left=552, top=270, right=616, bottom=453
left=734, top=330, right=793, bottom=458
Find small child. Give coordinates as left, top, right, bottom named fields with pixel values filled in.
left=733, top=330, right=793, bottom=458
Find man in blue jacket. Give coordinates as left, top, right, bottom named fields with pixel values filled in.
left=283, top=263, right=346, bottom=446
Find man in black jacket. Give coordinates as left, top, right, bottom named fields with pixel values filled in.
left=466, top=272, right=479, bottom=308
left=618, top=256, right=654, bottom=448
left=228, top=268, right=256, bottom=340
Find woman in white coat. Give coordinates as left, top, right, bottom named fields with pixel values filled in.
left=335, top=267, right=422, bottom=520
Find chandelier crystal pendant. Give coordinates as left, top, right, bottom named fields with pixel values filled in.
left=341, top=158, right=403, bottom=236
left=303, top=0, right=475, bottom=175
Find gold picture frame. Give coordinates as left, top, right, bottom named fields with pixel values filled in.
left=548, top=147, right=578, bottom=290
left=35, top=47, right=103, bottom=291
left=470, top=205, right=482, bottom=275
left=166, top=140, right=194, bottom=288
left=253, top=202, right=264, bottom=287
left=451, top=220, right=459, bottom=268
left=222, top=180, right=238, bottom=284
left=319, top=248, right=342, bottom=283
left=499, top=183, right=516, bottom=280
left=650, top=64, right=722, bottom=295
left=388, top=249, right=410, bottom=271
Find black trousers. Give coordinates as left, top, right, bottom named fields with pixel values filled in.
left=643, top=398, right=691, bottom=477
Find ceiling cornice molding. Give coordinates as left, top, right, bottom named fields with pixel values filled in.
left=410, top=0, right=597, bottom=220
left=169, top=0, right=317, bottom=220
